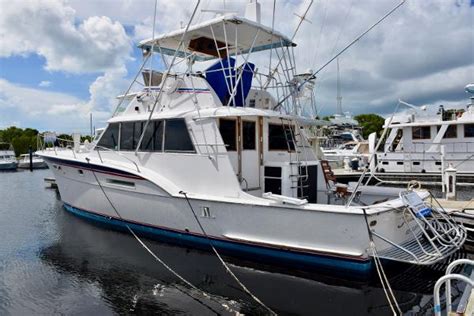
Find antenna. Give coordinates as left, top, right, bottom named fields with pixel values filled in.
left=336, top=58, right=342, bottom=115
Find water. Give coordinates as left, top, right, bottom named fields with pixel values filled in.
left=0, top=169, right=471, bottom=315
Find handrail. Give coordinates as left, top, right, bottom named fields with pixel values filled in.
left=444, top=259, right=474, bottom=313
left=94, top=145, right=140, bottom=173
left=433, top=272, right=473, bottom=316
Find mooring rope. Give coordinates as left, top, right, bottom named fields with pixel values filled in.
left=362, top=208, right=402, bottom=315
left=84, top=158, right=239, bottom=315
left=180, top=191, right=277, bottom=315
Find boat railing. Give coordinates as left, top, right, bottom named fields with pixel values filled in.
left=370, top=190, right=466, bottom=265
left=37, top=134, right=141, bottom=173
left=433, top=259, right=474, bottom=316
left=388, top=141, right=474, bottom=154
left=94, top=146, right=140, bottom=173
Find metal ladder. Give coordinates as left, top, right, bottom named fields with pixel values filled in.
left=280, top=118, right=309, bottom=200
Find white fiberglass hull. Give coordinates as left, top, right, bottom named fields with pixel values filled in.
left=42, top=155, right=431, bottom=273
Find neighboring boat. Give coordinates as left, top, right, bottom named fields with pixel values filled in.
left=0, top=143, right=18, bottom=171
left=322, top=140, right=370, bottom=170
left=377, top=86, right=474, bottom=176
left=17, top=153, right=48, bottom=169
left=37, top=5, right=465, bottom=273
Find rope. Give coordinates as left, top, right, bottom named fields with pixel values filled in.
left=180, top=191, right=277, bottom=315
left=84, top=158, right=239, bottom=315
left=362, top=208, right=402, bottom=315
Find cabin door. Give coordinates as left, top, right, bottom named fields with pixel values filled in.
left=238, top=117, right=260, bottom=190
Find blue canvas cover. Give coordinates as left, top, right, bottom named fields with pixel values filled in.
left=233, top=62, right=255, bottom=107
left=205, top=57, right=236, bottom=106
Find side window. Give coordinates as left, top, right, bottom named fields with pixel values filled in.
left=242, top=121, right=256, bottom=150
left=120, top=121, right=143, bottom=151
left=268, top=124, right=295, bottom=151
left=97, top=123, right=119, bottom=150
left=164, top=119, right=195, bottom=152
left=140, top=120, right=164, bottom=151
left=464, top=124, right=474, bottom=138
left=412, top=126, right=431, bottom=140
left=437, top=125, right=457, bottom=139
left=219, top=119, right=237, bottom=151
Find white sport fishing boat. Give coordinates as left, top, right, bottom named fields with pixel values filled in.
left=0, top=143, right=17, bottom=171
left=37, top=3, right=465, bottom=273
left=17, top=153, right=48, bottom=169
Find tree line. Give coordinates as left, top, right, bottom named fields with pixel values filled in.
left=0, top=127, right=92, bottom=156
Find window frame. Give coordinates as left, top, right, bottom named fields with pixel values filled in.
left=242, top=120, right=256, bottom=150
left=219, top=118, right=237, bottom=151
left=464, top=124, right=474, bottom=138
left=412, top=126, right=431, bottom=140
left=436, top=124, right=457, bottom=139
left=163, top=118, right=196, bottom=153
left=268, top=123, right=295, bottom=151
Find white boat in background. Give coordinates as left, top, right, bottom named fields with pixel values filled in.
left=0, top=143, right=17, bottom=171
left=17, top=153, right=48, bottom=169
left=377, top=86, right=474, bottom=176
left=37, top=2, right=465, bottom=274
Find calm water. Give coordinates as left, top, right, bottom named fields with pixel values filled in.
left=0, top=169, right=471, bottom=315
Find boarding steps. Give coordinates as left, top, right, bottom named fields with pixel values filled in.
left=371, top=190, right=467, bottom=265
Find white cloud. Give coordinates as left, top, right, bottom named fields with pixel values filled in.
left=38, top=80, right=52, bottom=88
left=0, top=0, right=131, bottom=73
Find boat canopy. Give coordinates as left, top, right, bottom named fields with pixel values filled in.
left=138, top=14, right=296, bottom=61
left=192, top=107, right=328, bottom=126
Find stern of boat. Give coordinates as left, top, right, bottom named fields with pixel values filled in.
left=369, top=190, right=466, bottom=266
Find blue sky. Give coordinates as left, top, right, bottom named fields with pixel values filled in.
left=0, top=0, right=473, bottom=133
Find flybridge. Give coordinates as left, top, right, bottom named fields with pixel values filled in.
left=138, top=14, right=295, bottom=61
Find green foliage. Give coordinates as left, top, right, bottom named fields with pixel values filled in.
left=0, top=126, right=39, bottom=156
left=321, top=115, right=334, bottom=121
left=354, top=114, right=385, bottom=139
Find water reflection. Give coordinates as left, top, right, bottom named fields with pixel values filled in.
left=39, top=207, right=457, bottom=315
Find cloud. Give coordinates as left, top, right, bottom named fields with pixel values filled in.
left=38, top=80, right=52, bottom=88
left=0, top=0, right=132, bottom=74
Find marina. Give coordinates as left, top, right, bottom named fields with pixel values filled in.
left=0, top=169, right=472, bottom=315
left=1, top=0, right=473, bottom=315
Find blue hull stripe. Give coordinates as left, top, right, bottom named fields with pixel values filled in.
left=63, top=204, right=372, bottom=274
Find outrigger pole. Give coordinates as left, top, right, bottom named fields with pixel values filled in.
left=134, top=0, right=201, bottom=154
left=273, top=0, right=406, bottom=111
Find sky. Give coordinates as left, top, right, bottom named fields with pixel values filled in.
left=0, top=0, right=473, bottom=133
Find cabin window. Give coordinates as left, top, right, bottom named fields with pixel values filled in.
left=97, top=123, right=120, bottom=150
left=140, top=120, right=164, bottom=151
left=219, top=119, right=237, bottom=151
left=120, top=121, right=143, bottom=150
left=437, top=125, right=457, bottom=138
left=242, top=121, right=256, bottom=150
left=164, top=119, right=195, bottom=152
left=397, top=161, right=404, bottom=165
left=464, top=124, right=474, bottom=138
left=412, top=126, right=431, bottom=140
left=268, top=124, right=295, bottom=151
left=413, top=161, right=420, bottom=166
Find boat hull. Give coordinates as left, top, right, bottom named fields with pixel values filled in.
left=63, top=203, right=373, bottom=273
left=0, top=161, right=17, bottom=171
